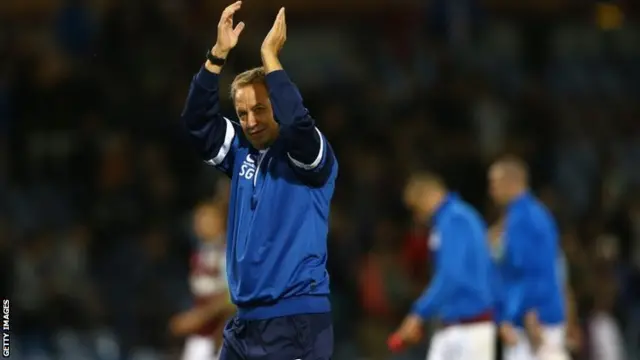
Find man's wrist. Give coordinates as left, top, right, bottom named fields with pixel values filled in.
left=204, top=61, right=223, bottom=75
left=409, top=312, right=424, bottom=322
left=211, top=45, right=229, bottom=59
left=205, top=45, right=229, bottom=74
left=261, top=52, right=283, bottom=73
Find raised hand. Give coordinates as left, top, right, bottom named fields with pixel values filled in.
left=212, top=1, right=245, bottom=58
left=261, top=7, right=286, bottom=58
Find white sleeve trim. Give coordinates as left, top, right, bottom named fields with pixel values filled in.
left=287, top=127, right=324, bottom=170
left=205, top=117, right=236, bottom=166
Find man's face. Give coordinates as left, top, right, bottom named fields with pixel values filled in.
left=404, top=181, right=438, bottom=219
left=488, top=165, right=510, bottom=205
left=234, top=83, right=279, bottom=149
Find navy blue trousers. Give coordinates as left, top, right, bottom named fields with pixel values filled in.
left=219, top=313, right=333, bottom=360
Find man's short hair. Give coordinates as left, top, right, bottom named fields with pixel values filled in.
left=406, top=170, right=446, bottom=190
left=493, top=154, right=529, bottom=181
left=230, top=67, right=266, bottom=100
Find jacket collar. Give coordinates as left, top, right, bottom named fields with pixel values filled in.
left=507, top=190, right=531, bottom=211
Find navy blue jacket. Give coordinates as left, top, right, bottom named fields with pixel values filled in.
left=181, top=66, right=338, bottom=320
left=497, top=192, right=565, bottom=328
left=412, top=194, right=494, bottom=322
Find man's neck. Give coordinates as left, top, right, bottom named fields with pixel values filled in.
left=431, top=191, right=447, bottom=215
left=417, top=191, right=447, bottom=223
left=253, top=133, right=278, bottom=151
left=415, top=210, right=430, bottom=224
left=507, top=187, right=528, bottom=204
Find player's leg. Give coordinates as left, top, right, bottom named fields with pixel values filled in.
left=502, top=329, right=535, bottom=360
left=182, top=336, right=214, bottom=360
left=219, top=345, right=241, bottom=360
left=218, top=318, right=244, bottom=360
left=455, top=323, right=496, bottom=360
left=182, top=335, right=218, bottom=360
left=425, top=329, right=447, bottom=360
left=503, top=325, right=570, bottom=360
left=536, top=325, right=570, bottom=360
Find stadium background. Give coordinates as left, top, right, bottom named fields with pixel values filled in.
left=1, top=0, right=639, bottom=359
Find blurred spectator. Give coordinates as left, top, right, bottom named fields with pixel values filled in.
left=589, top=268, right=626, bottom=360
left=357, top=220, right=414, bottom=360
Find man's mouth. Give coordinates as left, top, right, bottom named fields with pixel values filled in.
left=250, top=128, right=265, bottom=136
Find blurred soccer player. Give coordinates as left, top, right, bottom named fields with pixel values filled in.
left=389, top=172, right=496, bottom=360
left=181, top=2, right=338, bottom=359
left=170, top=203, right=234, bottom=360
left=488, top=156, right=568, bottom=360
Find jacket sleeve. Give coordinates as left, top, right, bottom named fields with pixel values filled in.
left=502, top=216, right=534, bottom=324
left=411, top=217, right=467, bottom=319
left=265, top=70, right=336, bottom=187
left=181, top=66, right=239, bottom=177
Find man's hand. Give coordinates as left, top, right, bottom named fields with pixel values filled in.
left=395, top=314, right=424, bottom=345
left=207, top=1, right=245, bottom=73
left=524, top=310, right=543, bottom=352
left=500, top=322, right=519, bottom=347
left=261, top=7, right=286, bottom=73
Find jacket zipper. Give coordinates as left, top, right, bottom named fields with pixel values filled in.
left=253, top=149, right=269, bottom=187
left=251, top=149, right=269, bottom=209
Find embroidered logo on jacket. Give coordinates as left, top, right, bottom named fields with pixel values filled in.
left=239, top=154, right=256, bottom=180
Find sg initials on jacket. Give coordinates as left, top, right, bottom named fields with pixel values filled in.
left=240, top=154, right=256, bottom=180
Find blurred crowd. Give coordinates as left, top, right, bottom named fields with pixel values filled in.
left=1, top=0, right=640, bottom=359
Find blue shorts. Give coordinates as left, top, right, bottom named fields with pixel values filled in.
left=219, top=312, right=333, bottom=360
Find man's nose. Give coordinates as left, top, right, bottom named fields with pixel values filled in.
left=247, top=113, right=258, bottom=128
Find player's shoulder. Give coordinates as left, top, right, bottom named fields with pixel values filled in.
left=224, top=116, right=241, bottom=131
left=446, top=201, right=485, bottom=228
left=230, top=144, right=252, bottom=166
left=508, top=198, right=556, bottom=234
left=521, top=195, right=553, bottom=217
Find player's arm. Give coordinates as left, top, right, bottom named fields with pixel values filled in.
left=170, top=291, right=236, bottom=337
left=390, top=218, right=468, bottom=349
left=410, top=218, right=468, bottom=320
left=562, top=261, right=582, bottom=351
left=564, top=285, right=582, bottom=351
left=181, top=1, right=245, bottom=177
left=501, top=216, right=534, bottom=326
left=490, top=262, right=504, bottom=322
left=261, top=8, right=336, bottom=186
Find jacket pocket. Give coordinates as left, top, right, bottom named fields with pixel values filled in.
left=288, top=315, right=312, bottom=351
